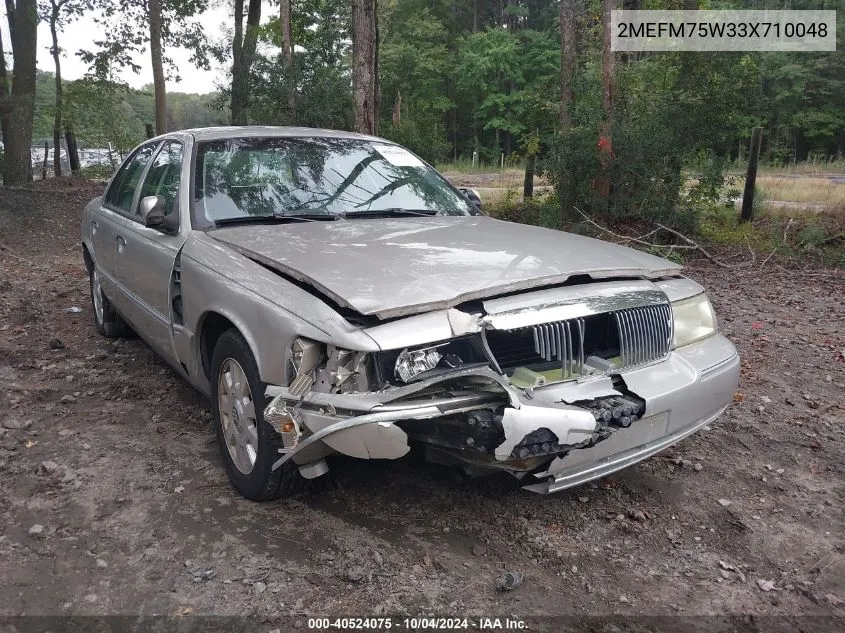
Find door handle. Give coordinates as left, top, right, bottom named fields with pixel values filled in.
left=116, top=235, right=126, bottom=254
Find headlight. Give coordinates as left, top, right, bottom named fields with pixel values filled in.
left=671, top=293, right=716, bottom=348
left=382, top=336, right=489, bottom=384
left=394, top=345, right=446, bottom=382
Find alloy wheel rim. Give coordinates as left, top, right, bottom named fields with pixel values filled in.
left=92, top=269, right=104, bottom=325
left=217, top=358, right=258, bottom=475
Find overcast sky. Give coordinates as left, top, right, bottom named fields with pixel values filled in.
left=1, top=2, right=277, bottom=95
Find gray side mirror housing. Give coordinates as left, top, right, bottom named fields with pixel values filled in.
left=459, top=187, right=483, bottom=215
left=139, top=195, right=166, bottom=228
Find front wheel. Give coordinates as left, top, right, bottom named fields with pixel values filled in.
left=210, top=329, right=306, bottom=501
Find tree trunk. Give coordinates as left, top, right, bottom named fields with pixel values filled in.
left=392, top=90, right=401, bottom=127
left=231, top=0, right=244, bottom=123
left=559, top=0, right=577, bottom=222
left=523, top=152, right=535, bottom=199
left=65, top=126, right=80, bottom=175
left=230, top=0, right=262, bottom=125
left=373, top=5, right=380, bottom=135
left=2, top=0, right=38, bottom=186
left=0, top=23, right=10, bottom=147
left=280, top=0, right=295, bottom=122
left=149, top=0, right=167, bottom=135
left=596, top=0, right=615, bottom=200
left=49, top=2, right=63, bottom=176
left=42, top=140, right=49, bottom=180
left=559, top=0, right=574, bottom=131
left=352, top=0, right=378, bottom=135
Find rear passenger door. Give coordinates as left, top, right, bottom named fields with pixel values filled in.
left=111, top=140, right=187, bottom=361
left=95, top=142, right=158, bottom=302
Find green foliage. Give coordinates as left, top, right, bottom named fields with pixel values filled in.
left=380, top=1, right=452, bottom=117
left=64, top=78, right=139, bottom=152
left=380, top=115, right=450, bottom=164
left=250, top=56, right=353, bottom=129
left=540, top=49, right=761, bottom=232
left=487, top=188, right=562, bottom=230
left=80, top=163, right=117, bottom=179
left=248, top=0, right=352, bottom=129
left=454, top=25, right=559, bottom=157
left=31, top=71, right=226, bottom=150
left=22, top=0, right=845, bottom=264
left=78, top=0, right=210, bottom=81
left=796, top=222, right=830, bottom=250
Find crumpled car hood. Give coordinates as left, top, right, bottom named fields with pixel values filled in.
left=209, top=216, right=682, bottom=319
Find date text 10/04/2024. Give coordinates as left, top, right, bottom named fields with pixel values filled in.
left=306, top=617, right=527, bottom=630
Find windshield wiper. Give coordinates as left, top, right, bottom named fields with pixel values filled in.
left=342, top=208, right=440, bottom=218
left=214, top=213, right=339, bottom=227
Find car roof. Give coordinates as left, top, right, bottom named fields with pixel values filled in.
left=157, top=125, right=390, bottom=144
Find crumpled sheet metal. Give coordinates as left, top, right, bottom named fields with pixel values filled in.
left=264, top=365, right=520, bottom=412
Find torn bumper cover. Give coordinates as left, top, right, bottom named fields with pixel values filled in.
left=265, top=334, right=739, bottom=493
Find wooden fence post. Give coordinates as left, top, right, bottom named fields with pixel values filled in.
left=42, top=141, right=49, bottom=180
left=740, top=126, right=763, bottom=222
left=145, top=123, right=155, bottom=139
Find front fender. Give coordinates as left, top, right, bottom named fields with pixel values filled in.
left=179, top=232, right=379, bottom=389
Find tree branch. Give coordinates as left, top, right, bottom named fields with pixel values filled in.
left=571, top=206, right=737, bottom=268
left=654, top=223, right=734, bottom=268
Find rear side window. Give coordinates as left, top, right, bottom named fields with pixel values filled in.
left=105, top=144, right=157, bottom=214
left=138, top=141, right=183, bottom=217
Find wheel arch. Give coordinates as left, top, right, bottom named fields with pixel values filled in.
left=82, top=242, right=94, bottom=276
left=197, top=310, right=269, bottom=385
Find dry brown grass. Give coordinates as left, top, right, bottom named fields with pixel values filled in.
left=754, top=175, right=845, bottom=216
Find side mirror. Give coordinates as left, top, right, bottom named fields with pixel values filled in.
left=139, top=195, right=166, bottom=228
left=459, top=187, right=483, bottom=215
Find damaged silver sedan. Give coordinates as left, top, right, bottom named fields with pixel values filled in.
left=81, top=126, right=740, bottom=500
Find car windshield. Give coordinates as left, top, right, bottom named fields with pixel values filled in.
left=194, top=137, right=473, bottom=223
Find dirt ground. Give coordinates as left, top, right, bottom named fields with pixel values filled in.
left=1, top=180, right=843, bottom=627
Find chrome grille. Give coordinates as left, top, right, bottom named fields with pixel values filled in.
left=613, top=304, right=673, bottom=369
left=486, top=302, right=673, bottom=377
left=531, top=318, right=586, bottom=379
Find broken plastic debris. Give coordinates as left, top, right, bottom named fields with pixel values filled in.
left=495, top=571, right=523, bottom=591
left=65, top=307, right=84, bottom=313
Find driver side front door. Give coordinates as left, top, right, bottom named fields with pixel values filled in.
left=110, top=140, right=187, bottom=363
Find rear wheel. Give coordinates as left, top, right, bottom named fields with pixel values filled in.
left=89, top=265, right=130, bottom=338
left=210, top=329, right=306, bottom=501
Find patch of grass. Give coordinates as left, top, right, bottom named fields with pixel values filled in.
left=79, top=164, right=117, bottom=180
left=730, top=156, right=845, bottom=176
left=754, top=175, right=845, bottom=217
left=700, top=205, right=845, bottom=267
left=436, top=159, right=521, bottom=175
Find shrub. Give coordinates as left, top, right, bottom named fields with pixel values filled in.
left=380, top=115, right=450, bottom=165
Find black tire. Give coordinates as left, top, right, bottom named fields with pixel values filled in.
left=210, top=329, right=306, bottom=501
left=89, top=265, right=131, bottom=338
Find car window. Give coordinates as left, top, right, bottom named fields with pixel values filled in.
left=105, top=143, right=158, bottom=215
left=138, top=141, right=183, bottom=218
left=193, top=137, right=473, bottom=223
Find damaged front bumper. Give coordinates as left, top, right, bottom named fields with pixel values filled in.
left=265, top=334, right=739, bottom=493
